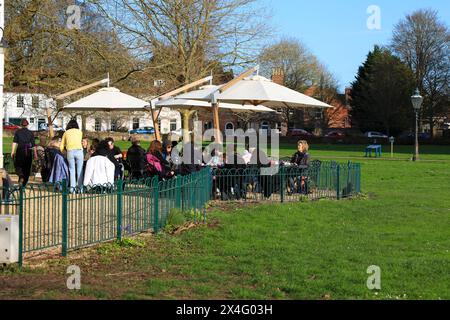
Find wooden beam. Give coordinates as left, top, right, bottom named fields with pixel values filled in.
left=46, top=108, right=54, bottom=138
left=160, top=76, right=212, bottom=100
left=219, top=67, right=257, bottom=93
left=55, top=79, right=109, bottom=100
left=151, top=76, right=212, bottom=141
left=151, top=109, right=161, bottom=141
left=212, top=103, right=222, bottom=144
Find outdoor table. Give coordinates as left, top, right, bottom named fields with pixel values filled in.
left=365, top=145, right=382, bottom=157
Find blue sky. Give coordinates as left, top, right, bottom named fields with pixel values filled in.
left=262, top=0, right=450, bottom=91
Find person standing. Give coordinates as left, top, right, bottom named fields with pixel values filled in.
left=60, top=119, right=84, bottom=190
left=11, top=119, right=38, bottom=186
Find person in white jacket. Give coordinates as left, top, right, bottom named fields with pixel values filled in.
left=83, top=140, right=115, bottom=187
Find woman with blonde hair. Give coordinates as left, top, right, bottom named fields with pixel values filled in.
left=290, top=140, right=310, bottom=166
left=288, top=140, right=310, bottom=194
left=60, top=119, right=84, bottom=190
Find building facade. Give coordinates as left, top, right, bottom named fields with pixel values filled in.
left=3, top=92, right=181, bottom=133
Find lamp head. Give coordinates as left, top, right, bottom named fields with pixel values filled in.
left=411, top=88, right=423, bottom=111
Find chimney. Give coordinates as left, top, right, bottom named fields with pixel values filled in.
left=344, top=87, right=352, bottom=106
left=271, top=68, right=285, bottom=85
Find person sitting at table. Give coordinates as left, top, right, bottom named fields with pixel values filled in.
left=290, top=140, right=310, bottom=166
left=180, top=140, right=202, bottom=175
left=47, top=136, right=69, bottom=186
left=42, top=136, right=64, bottom=183
left=83, top=140, right=116, bottom=187
left=206, top=149, right=223, bottom=167
left=127, top=136, right=147, bottom=180
left=288, top=140, right=310, bottom=194
left=146, top=140, right=174, bottom=180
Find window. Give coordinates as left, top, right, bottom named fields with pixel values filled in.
left=225, top=122, right=234, bottom=136
left=132, top=118, right=140, bottom=130
left=17, top=96, right=24, bottom=109
left=315, top=110, right=323, bottom=119
left=170, top=119, right=177, bottom=131
left=29, top=118, right=35, bottom=124
left=9, top=118, right=22, bottom=126
left=204, top=121, right=213, bottom=130
left=32, top=96, right=39, bottom=109
left=95, top=119, right=101, bottom=132
left=261, top=121, right=269, bottom=130
left=38, top=118, right=47, bottom=129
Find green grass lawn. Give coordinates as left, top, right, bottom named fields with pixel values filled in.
left=0, top=142, right=449, bottom=300
left=3, top=134, right=447, bottom=161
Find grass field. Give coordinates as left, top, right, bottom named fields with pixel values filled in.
left=3, top=135, right=449, bottom=161
left=0, top=143, right=449, bottom=300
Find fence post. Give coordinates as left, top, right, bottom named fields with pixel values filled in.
left=18, top=186, right=24, bottom=267
left=357, top=163, right=361, bottom=193
left=153, top=178, right=159, bottom=234
left=345, top=161, right=353, bottom=197
left=175, top=177, right=182, bottom=209
left=61, top=180, right=68, bottom=256
left=116, top=180, right=123, bottom=241
left=336, top=164, right=341, bottom=200
left=280, top=165, right=285, bottom=203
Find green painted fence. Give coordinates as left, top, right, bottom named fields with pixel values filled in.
left=0, top=161, right=359, bottom=264
left=0, top=168, right=211, bottom=264
left=210, top=161, right=361, bottom=202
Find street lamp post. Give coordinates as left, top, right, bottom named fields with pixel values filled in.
left=411, top=88, right=423, bottom=162
left=0, top=0, right=5, bottom=168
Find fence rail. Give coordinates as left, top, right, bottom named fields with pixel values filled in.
left=0, top=161, right=359, bottom=264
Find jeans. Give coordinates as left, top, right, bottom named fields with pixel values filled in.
left=67, top=149, right=84, bottom=191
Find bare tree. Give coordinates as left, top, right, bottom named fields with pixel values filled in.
left=258, top=38, right=339, bottom=130
left=90, top=0, right=271, bottom=86
left=391, top=9, right=450, bottom=137
left=259, top=38, right=319, bottom=91
left=5, top=0, right=138, bottom=95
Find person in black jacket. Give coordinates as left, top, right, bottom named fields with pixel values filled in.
left=289, top=140, right=310, bottom=194
left=11, top=119, right=38, bottom=186
left=290, top=140, right=310, bottom=166
left=126, top=137, right=147, bottom=179
left=105, top=137, right=123, bottom=180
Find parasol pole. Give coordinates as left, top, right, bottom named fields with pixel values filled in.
left=149, top=99, right=161, bottom=141
left=210, top=66, right=259, bottom=144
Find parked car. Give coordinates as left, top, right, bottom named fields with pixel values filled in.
left=365, top=131, right=388, bottom=139
left=170, top=128, right=193, bottom=137
left=129, top=127, right=155, bottom=135
left=2, top=122, right=21, bottom=131
left=325, top=131, right=345, bottom=139
left=286, top=128, right=314, bottom=137
left=38, top=123, right=65, bottom=132
left=398, top=132, right=431, bottom=141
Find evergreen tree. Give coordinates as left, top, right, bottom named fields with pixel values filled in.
left=350, top=46, right=416, bottom=136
